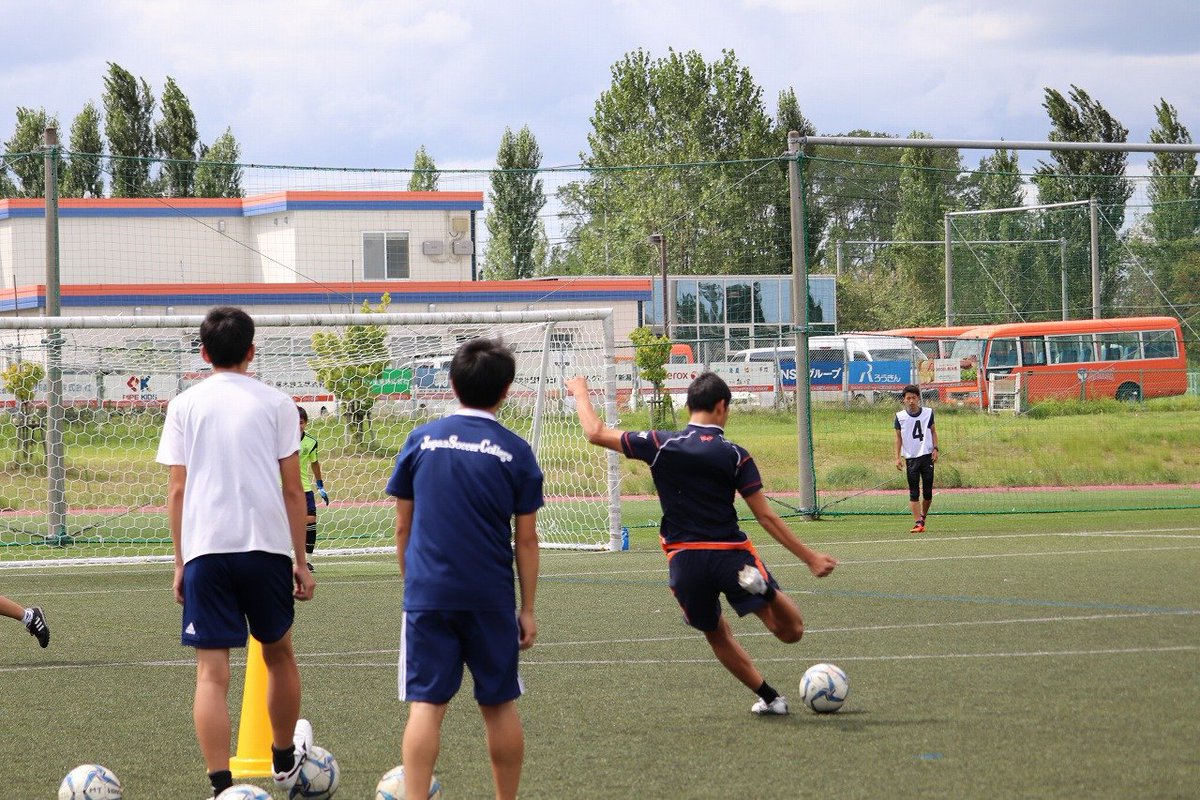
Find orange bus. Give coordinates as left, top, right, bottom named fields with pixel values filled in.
left=938, top=316, right=1188, bottom=406
left=878, top=326, right=975, bottom=359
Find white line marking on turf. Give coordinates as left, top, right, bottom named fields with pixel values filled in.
left=518, top=644, right=1200, bottom=667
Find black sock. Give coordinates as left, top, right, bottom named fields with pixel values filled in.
left=272, top=743, right=296, bottom=774
left=208, top=769, right=233, bottom=796
left=756, top=680, right=779, bottom=703
left=305, top=522, right=317, bottom=554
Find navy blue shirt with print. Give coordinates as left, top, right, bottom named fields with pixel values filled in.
left=386, top=410, right=544, bottom=611
left=620, top=423, right=763, bottom=545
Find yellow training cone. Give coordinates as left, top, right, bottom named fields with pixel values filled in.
left=230, top=636, right=272, bottom=777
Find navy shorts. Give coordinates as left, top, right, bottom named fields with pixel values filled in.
left=181, top=551, right=295, bottom=649
left=305, top=491, right=317, bottom=516
left=906, top=454, right=935, bottom=501
left=667, top=548, right=780, bottom=632
left=399, top=609, right=522, bottom=706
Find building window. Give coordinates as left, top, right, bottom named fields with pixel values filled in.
left=363, top=232, right=410, bottom=280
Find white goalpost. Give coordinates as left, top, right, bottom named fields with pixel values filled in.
left=0, top=309, right=623, bottom=566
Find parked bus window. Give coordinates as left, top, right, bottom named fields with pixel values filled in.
left=1098, top=333, right=1140, bottom=361
left=1048, top=334, right=1094, bottom=364
left=987, top=338, right=1018, bottom=369
left=1143, top=329, right=1178, bottom=359
left=1020, top=337, right=1047, bottom=367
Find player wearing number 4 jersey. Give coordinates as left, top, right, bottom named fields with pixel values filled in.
left=568, top=371, right=837, bottom=716
left=894, top=384, right=939, bottom=533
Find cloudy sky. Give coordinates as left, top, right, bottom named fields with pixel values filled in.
left=3, top=0, right=1199, bottom=172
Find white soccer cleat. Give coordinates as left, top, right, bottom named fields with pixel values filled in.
left=737, top=564, right=768, bottom=595
left=751, top=695, right=789, bottom=715
left=272, top=717, right=313, bottom=790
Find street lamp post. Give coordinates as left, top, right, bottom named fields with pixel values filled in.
left=648, top=233, right=668, bottom=338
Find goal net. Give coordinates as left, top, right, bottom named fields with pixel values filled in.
left=0, top=309, right=621, bottom=564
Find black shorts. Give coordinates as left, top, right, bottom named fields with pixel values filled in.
left=667, top=547, right=779, bottom=632
left=905, top=454, right=935, bottom=501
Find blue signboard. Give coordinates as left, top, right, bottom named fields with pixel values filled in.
left=780, top=359, right=911, bottom=388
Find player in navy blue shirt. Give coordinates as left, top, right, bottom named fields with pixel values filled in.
left=568, top=371, right=837, bottom=715
left=386, top=338, right=542, bottom=800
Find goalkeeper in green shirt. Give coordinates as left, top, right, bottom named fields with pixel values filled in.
left=297, top=406, right=328, bottom=570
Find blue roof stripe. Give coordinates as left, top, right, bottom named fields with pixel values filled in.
left=4, top=289, right=650, bottom=311
left=243, top=199, right=483, bottom=216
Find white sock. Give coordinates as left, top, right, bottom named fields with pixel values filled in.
left=21, top=608, right=33, bottom=625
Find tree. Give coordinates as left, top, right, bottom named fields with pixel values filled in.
left=1, top=360, right=45, bottom=465
left=155, top=76, right=199, bottom=197
left=629, top=326, right=674, bottom=428
left=103, top=62, right=156, bottom=197
left=310, top=295, right=391, bottom=446
left=1147, top=99, right=1199, bottom=245
left=194, top=128, right=244, bottom=198
left=776, top=88, right=826, bottom=270
left=408, top=145, right=440, bottom=191
left=484, top=126, right=547, bottom=279
left=890, top=132, right=964, bottom=319
left=63, top=102, right=104, bottom=198
left=559, top=49, right=780, bottom=278
left=1033, top=85, right=1133, bottom=315
left=3, top=107, right=57, bottom=197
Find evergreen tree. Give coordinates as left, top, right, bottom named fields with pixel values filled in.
left=408, top=145, right=440, bottom=191
left=63, top=102, right=104, bottom=198
left=484, top=126, right=547, bottom=279
left=1146, top=99, right=1199, bottom=245
left=103, top=62, right=156, bottom=197
left=3, top=107, right=57, bottom=197
left=1033, top=85, right=1133, bottom=315
left=194, top=129, right=243, bottom=198
left=155, top=76, right=199, bottom=197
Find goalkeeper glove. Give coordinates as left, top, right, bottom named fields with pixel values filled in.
left=316, top=480, right=329, bottom=505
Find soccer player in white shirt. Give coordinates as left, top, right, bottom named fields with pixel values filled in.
left=894, top=384, right=939, bottom=533
left=156, top=307, right=316, bottom=798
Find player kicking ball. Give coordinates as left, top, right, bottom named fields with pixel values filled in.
left=567, top=372, right=837, bottom=715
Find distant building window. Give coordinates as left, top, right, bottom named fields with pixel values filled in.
left=363, top=232, right=410, bottom=279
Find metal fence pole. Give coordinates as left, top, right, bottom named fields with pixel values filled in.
left=43, top=126, right=69, bottom=545
left=787, top=132, right=817, bottom=519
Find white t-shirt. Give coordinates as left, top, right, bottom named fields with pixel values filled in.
left=895, top=407, right=935, bottom=459
left=156, top=371, right=300, bottom=564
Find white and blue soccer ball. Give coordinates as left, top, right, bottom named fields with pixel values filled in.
left=218, top=785, right=271, bottom=800
left=375, top=764, right=443, bottom=800
left=290, top=745, right=340, bottom=799
left=800, top=662, right=850, bottom=713
left=58, top=764, right=122, bottom=800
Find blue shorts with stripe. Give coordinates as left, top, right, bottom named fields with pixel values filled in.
left=399, top=609, right=522, bottom=706
left=667, top=548, right=780, bottom=632
left=180, top=551, right=294, bottom=648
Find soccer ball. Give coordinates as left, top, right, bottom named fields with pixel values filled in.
left=290, top=745, right=340, bottom=799
left=800, top=662, right=850, bottom=713
left=375, top=765, right=443, bottom=800
left=218, top=786, right=271, bottom=800
left=58, top=764, right=122, bottom=800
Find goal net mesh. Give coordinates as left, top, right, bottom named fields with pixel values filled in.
left=0, top=310, right=620, bottom=564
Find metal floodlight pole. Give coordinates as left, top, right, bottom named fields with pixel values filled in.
left=787, top=132, right=817, bottom=520
left=647, top=233, right=669, bottom=338
left=1089, top=199, right=1101, bottom=319
left=944, top=215, right=953, bottom=326
left=1060, top=239, right=1069, bottom=321
left=43, top=125, right=68, bottom=546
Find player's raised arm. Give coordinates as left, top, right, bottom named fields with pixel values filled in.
left=566, top=376, right=624, bottom=452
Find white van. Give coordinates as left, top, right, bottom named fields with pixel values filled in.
left=729, top=335, right=919, bottom=403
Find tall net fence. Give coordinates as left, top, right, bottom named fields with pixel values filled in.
left=1, top=148, right=1199, bottom=539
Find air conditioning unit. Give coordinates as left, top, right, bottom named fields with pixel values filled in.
left=451, top=239, right=474, bottom=255
left=422, top=240, right=445, bottom=256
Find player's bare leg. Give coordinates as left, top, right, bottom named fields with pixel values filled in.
left=702, top=616, right=763, bottom=690
left=193, top=648, right=233, bottom=773
left=753, top=591, right=804, bottom=643
left=261, top=631, right=303, bottom=751
left=403, top=701, right=448, bottom=800
left=480, top=700, right=524, bottom=800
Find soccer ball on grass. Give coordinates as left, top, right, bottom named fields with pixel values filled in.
left=218, top=785, right=271, bottom=800
left=800, top=662, right=849, bottom=713
left=375, top=764, right=443, bottom=799
left=290, top=745, right=340, bottom=799
left=58, top=764, right=122, bottom=800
